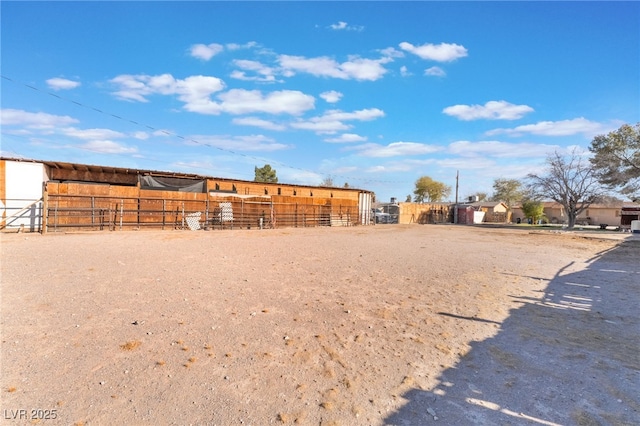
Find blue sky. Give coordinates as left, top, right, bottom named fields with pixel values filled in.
left=2, top=1, right=638, bottom=202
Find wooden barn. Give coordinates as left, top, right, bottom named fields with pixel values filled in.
left=0, top=158, right=374, bottom=232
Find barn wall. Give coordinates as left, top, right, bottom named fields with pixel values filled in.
left=206, top=178, right=360, bottom=201
left=44, top=181, right=364, bottom=232
left=1, top=158, right=371, bottom=232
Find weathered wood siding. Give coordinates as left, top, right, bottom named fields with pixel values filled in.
left=397, top=202, right=452, bottom=224
left=44, top=181, right=362, bottom=231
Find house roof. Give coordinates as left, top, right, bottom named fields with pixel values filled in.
left=622, top=203, right=640, bottom=210
left=470, top=201, right=507, bottom=208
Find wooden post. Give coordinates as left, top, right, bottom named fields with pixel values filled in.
left=162, top=199, right=166, bottom=230
left=42, top=189, right=49, bottom=234
left=120, top=199, right=124, bottom=230
left=54, top=199, right=58, bottom=232
left=205, top=197, right=209, bottom=230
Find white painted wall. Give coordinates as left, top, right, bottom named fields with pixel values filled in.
left=3, top=161, right=46, bottom=231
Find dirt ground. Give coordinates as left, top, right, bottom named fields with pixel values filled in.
left=1, top=224, right=638, bottom=425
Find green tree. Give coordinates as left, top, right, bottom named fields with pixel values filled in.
left=527, top=150, right=602, bottom=229
left=521, top=198, right=545, bottom=225
left=254, top=164, right=278, bottom=183
left=491, top=178, right=524, bottom=210
left=589, top=123, right=640, bottom=199
left=413, top=176, right=451, bottom=203
left=405, top=194, right=412, bottom=202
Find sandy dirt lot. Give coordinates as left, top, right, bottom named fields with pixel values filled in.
left=1, top=225, right=638, bottom=425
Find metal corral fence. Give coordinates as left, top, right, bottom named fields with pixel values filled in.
left=42, top=194, right=360, bottom=232
left=0, top=198, right=44, bottom=232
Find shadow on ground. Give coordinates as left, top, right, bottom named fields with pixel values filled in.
left=385, top=238, right=640, bottom=425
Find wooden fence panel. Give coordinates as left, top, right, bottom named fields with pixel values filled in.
left=44, top=186, right=364, bottom=232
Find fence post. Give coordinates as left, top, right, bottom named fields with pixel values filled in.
left=181, top=203, right=185, bottom=230
left=91, top=196, right=95, bottom=228
left=205, top=197, right=209, bottom=230
left=162, top=199, right=166, bottom=230
left=42, top=191, right=49, bottom=234
left=54, top=199, right=58, bottom=232
left=120, top=199, right=124, bottom=230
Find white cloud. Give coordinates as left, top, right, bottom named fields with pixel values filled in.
left=0, top=109, right=78, bottom=128
left=208, top=89, right=315, bottom=116
left=324, top=133, right=367, bottom=143
left=110, top=74, right=315, bottom=116
left=110, top=73, right=226, bottom=104
left=291, top=108, right=385, bottom=134
left=232, top=117, right=286, bottom=131
left=80, top=140, right=137, bottom=154
left=354, top=142, right=442, bottom=158
left=341, top=57, right=391, bottom=80
left=226, top=41, right=258, bottom=51
left=486, top=117, right=607, bottom=137
left=133, top=131, right=150, bottom=140
left=320, top=91, right=343, bottom=103
left=323, top=108, right=385, bottom=122
left=278, top=54, right=389, bottom=81
left=190, top=134, right=289, bottom=152
left=425, top=66, right=446, bottom=77
left=330, top=21, right=348, bottom=30
left=443, top=101, right=534, bottom=121
left=278, top=55, right=342, bottom=78
left=379, top=47, right=405, bottom=59
left=190, top=43, right=224, bottom=61
left=230, top=71, right=277, bottom=83
left=400, top=66, right=411, bottom=77
left=448, top=140, right=560, bottom=158
left=230, top=60, right=278, bottom=82
left=399, top=42, right=468, bottom=62
left=46, top=77, right=81, bottom=91
left=61, top=127, right=126, bottom=140
left=329, top=21, right=364, bottom=31
left=290, top=119, right=350, bottom=134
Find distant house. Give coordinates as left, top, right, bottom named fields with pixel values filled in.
left=621, top=202, right=640, bottom=228
left=511, top=201, right=640, bottom=227
left=469, top=201, right=509, bottom=223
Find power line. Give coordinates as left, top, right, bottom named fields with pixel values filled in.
left=1, top=75, right=406, bottom=186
